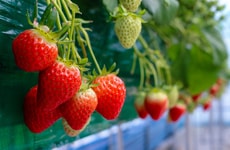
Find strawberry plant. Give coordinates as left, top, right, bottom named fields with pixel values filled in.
left=0, top=0, right=229, bottom=148
left=10, top=0, right=128, bottom=135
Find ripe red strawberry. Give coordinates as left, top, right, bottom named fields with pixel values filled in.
left=192, top=93, right=202, bottom=103
left=12, top=29, right=58, bottom=72
left=37, top=61, right=82, bottom=111
left=134, top=91, right=148, bottom=119
left=92, top=74, right=126, bottom=120
left=168, top=102, right=186, bottom=122
left=120, top=0, right=142, bottom=12
left=23, top=85, right=61, bottom=133
left=59, top=88, right=97, bottom=130
left=203, top=99, right=212, bottom=111
left=209, top=83, right=219, bottom=96
left=62, top=117, right=91, bottom=137
left=144, top=88, right=168, bottom=120
left=115, top=14, right=142, bottom=49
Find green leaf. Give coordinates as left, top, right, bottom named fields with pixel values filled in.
left=102, top=0, right=118, bottom=13
left=142, top=0, right=179, bottom=24
left=186, top=45, right=221, bottom=94
left=202, top=28, right=228, bottom=64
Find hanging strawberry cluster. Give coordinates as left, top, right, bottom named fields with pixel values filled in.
left=111, top=0, right=181, bottom=122
left=111, top=0, right=228, bottom=123
left=12, top=0, right=126, bottom=137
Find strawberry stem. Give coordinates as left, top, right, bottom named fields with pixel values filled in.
left=46, top=0, right=51, bottom=4
left=131, top=52, right=137, bottom=74
left=52, top=0, right=67, bottom=22
left=61, top=0, right=72, bottom=20
left=80, top=27, right=102, bottom=74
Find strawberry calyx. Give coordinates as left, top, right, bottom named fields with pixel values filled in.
left=110, top=4, right=145, bottom=22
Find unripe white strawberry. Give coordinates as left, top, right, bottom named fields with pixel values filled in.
left=115, top=14, right=142, bottom=49
left=62, top=117, right=91, bottom=137
left=120, top=0, right=142, bottom=12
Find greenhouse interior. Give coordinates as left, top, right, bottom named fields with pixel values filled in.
left=1, top=0, right=230, bottom=150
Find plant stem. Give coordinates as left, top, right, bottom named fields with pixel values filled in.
left=138, top=35, right=149, bottom=50
left=62, top=0, right=72, bottom=20
left=52, top=0, right=67, bottom=22
left=46, top=0, right=51, bottom=4
left=56, top=11, right=62, bottom=30
left=80, top=27, right=102, bottom=74
left=139, top=58, right=145, bottom=89
left=131, top=51, right=137, bottom=74
left=134, top=45, right=145, bottom=89
left=76, top=25, right=87, bottom=58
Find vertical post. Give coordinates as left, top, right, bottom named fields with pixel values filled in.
left=117, top=123, right=124, bottom=150
left=185, top=113, right=191, bottom=150
left=209, top=100, right=214, bottom=150
left=218, top=97, right=223, bottom=150
left=144, top=118, right=150, bottom=150
left=194, top=110, right=199, bottom=150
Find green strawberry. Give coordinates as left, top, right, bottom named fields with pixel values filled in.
left=92, top=74, right=126, bottom=120
left=165, top=85, right=179, bottom=108
left=120, top=0, right=142, bottom=12
left=115, top=14, right=142, bottom=49
left=12, top=29, right=58, bottom=72
left=59, top=88, right=97, bottom=130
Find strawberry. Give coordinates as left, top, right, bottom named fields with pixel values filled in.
left=37, top=60, right=82, bottom=111
left=209, top=84, right=219, bottom=96
left=12, top=29, right=58, bottom=72
left=120, top=0, right=142, bottom=12
left=168, top=102, right=186, bottom=122
left=62, top=117, right=91, bottom=137
left=165, top=85, right=179, bottom=108
left=134, top=91, right=148, bottom=119
left=23, top=85, right=61, bottom=133
left=92, top=74, right=126, bottom=120
left=144, top=88, right=168, bottom=120
left=59, top=88, right=97, bottom=130
left=203, top=99, right=212, bottom=111
left=115, top=14, right=142, bottom=49
left=192, top=93, right=202, bottom=103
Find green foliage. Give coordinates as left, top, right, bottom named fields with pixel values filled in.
left=142, top=0, right=179, bottom=24
left=0, top=0, right=229, bottom=149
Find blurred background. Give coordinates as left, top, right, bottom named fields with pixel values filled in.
left=0, top=0, right=230, bottom=150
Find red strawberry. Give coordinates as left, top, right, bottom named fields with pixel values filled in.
left=62, top=117, right=91, bottom=137
left=168, top=102, right=186, bottom=122
left=92, top=74, right=126, bottom=120
left=12, top=29, right=58, bottom=72
left=192, top=93, right=202, bottom=103
left=209, top=84, right=219, bottom=96
left=59, top=88, right=97, bottom=130
left=37, top=61, right=82, bottom=111
left=23, top=85, right=61, bottom=133
left=203, top=99, right=212, bottom=111
left=144, top=88, right=168, bottom=120
left=134, top=91, right=148, bottom=119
